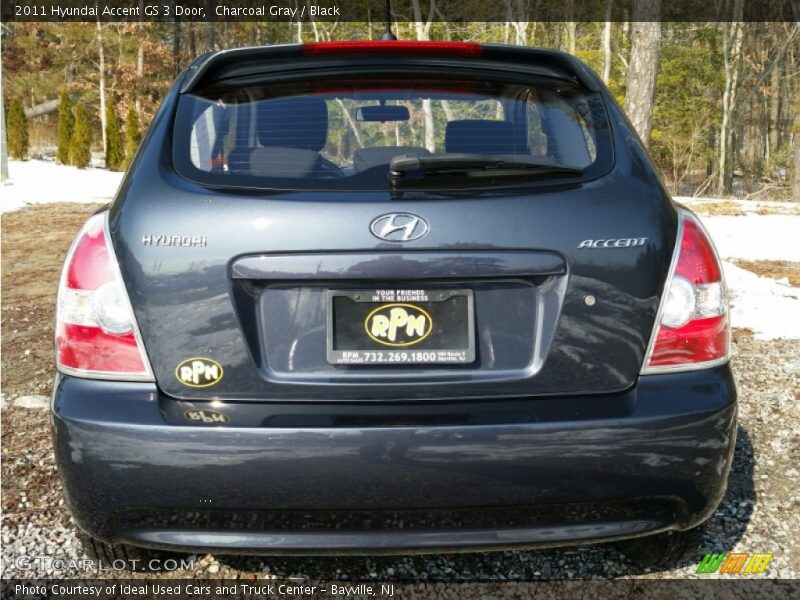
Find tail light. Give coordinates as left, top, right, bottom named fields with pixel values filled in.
left=56, top=213, right=153, bottom=380
left=642, top=210, right=730, bottom=373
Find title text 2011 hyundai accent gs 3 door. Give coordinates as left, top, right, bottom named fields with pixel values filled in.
left=51, top=41, right=736, bottom=569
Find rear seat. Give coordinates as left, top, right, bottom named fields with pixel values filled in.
left=445, top=120, right=519, bottom=154
left=228, top=97, right=331, bottom=177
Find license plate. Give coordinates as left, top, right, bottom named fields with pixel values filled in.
left=326, top=289, right=475, bottom=365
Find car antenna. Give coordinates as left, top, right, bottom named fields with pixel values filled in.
left=379, top=0, right=397, bottom=40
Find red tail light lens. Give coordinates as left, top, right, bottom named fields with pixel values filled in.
left=643, top=211, right=729, bottom=372
left=303, top=41, right=482, bottom=56
left=56, top=213, right=153, bottom=380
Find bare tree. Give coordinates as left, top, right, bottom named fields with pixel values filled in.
left=504, top=0, right=529, bottom=46
left=564, top=0, right=577, bottom=55
left=203, top=0, right=214, bottom=51
left=602, top=0, right=613, bottom=83
left=97, top=19, right=107, bottom=156
left=792, top=0, right=800, bottom=200
left=0, top=81, right=7, bottom=182
left=794, top=98, right=800, bottom=201
left=173, top=18, right=182, bottom=76
left=136, top=0, right=145, bottom=111
left=624, top=0, right=661, bottom=149
left=767, top=43, right=781, bottom=159
left=188, top=23, right=197, bottom=58
left=411, top=0, right=436, bottom=152
left=718, top=0, right=744, bottom=194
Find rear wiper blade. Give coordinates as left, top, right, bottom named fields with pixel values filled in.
left=389, top=153, right=583, bottom=184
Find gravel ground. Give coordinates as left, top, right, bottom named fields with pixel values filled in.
left=1, top=204, right=798, bottom=581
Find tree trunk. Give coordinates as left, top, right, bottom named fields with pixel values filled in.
left=204, top=0, right=214, bottom=51
left=136, top=1, right=144, bottom=111
left=793, top=103, right=800, bottom=201
left=718, top=2, right=744, bottom=195
left=440, top=100, right=455, bottom=122
left=0, top=90, right=8, bottom=182
left=602, top=0, right=613, bottom=83
left=412, top=0, right=436, bottom=152
left=565, top=14, right=576, bottom=54
left=335, top=99, right=363, bottom=149
left=173, top=18, right=181, bottom=75
left=421, top=102, right=436, bottom=152
left=624, top=1, right=661, bottom=149
left=187, top=23, right=196, bottom=58
left=511, top=21, right=528, bottom=46
left=97, top=20, right=107, bottom=157
left=137, top=8, right=145, bottom=74
left=793, top=7, right=800, bottom=200
left=23, top=99, right=60, bottom=118
left=505, top=0, right=528, bottom=46
left=768, top=52, right=781, bottom=156
left=778, top=53, right=790, bottom=149
left=564, top=0, right=577, bottom=54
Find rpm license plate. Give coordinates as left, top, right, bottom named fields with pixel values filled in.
left=326, top=289, right=475, bottom=365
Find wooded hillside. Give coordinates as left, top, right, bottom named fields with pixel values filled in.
left=3, top=18, right=799, bottom=198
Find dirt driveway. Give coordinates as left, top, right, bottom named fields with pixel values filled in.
left=1, top=203, right=798, bottom=580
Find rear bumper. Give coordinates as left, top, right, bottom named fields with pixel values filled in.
left=51, top=365, right=737, bottom=555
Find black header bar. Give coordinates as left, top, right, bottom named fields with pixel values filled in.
left=3, top=0, right=799, bottom=23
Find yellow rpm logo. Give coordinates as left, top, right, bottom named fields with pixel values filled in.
left=176, top=357, right=223, bottom=388
left=365, top=303, right=432, bottom=347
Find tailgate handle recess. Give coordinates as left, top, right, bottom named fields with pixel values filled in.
left=231, top=251, right=566, bottom=280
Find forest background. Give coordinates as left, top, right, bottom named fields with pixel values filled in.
left=3, top=7, right=799, bottom=199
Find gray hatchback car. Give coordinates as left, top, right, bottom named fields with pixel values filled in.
left=52, top=41, right=735, bottom=570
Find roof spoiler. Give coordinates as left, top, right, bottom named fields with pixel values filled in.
left=180, top=42, right=602, bottom=95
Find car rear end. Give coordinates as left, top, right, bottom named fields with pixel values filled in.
left=51, top=42, right=736, bottom=556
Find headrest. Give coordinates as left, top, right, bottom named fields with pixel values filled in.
left=445, top=120, right=517, bottom=154
left=249, top=147, right=320, bottom=178
left=255, top=97, right=328, bottom=151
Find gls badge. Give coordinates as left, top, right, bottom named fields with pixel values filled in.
left=365, top=304, right=433, bottom=347
left=176, top=358, right=223, bottom=388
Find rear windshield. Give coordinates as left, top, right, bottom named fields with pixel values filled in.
left=173, top=74, right=612, bottom=191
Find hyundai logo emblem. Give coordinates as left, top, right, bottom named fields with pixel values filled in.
left=370, top=213, right=429, bottom=242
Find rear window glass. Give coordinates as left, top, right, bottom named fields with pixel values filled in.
left=173, top=75, right=612, bottom=191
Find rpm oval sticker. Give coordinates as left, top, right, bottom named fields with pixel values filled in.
left=365, top=303, right=432, bottom=347
left=176, top=357, right=223, bottom=388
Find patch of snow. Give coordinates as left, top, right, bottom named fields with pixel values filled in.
left=2, top=159, right=124, bottom=213
left=696, top=214, right=800, bottom=262
left=723, top=261, right=800, bottom=340
left=676, top=196, right=795, bottom=209
left=12, top=395, right=50, bottom=410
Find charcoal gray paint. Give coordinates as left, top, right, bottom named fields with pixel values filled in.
left=53, top=366, right=736, bottom=552
left=107, top=52, right=677, bottom=402
left=53, top=45, right=735, bottom=555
